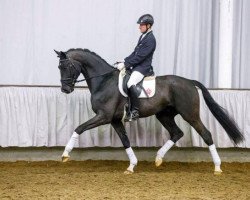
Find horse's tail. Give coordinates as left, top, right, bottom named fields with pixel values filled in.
left=192, top=80, right=244, bottom=145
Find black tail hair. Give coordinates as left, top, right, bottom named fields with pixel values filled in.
left=193, top=80, right=244, bottom=145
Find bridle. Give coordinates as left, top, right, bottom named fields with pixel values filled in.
left=59, top=58, right=81, bottom=87
left=59, top=57, right=118, bottom=87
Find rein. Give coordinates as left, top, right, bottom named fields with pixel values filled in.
left=75, top=69, right=118, bottom=83
left=60, top=58, right=118, bottom=85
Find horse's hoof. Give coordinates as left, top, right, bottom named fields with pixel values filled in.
left=124, top=170, right=134, bottom=175
left=214, top=170, right=223, bottom=175
left=155, top=157, right=163, bottom=167
left=62, top=156, right=70, bottom=162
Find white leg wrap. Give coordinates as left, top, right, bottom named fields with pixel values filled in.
left=62, top=132, right=79, bottom=156
left=127, top=71, right=144, bottom=88
left=125, top=147, right=138, bottom=172
left=209, top=144, right=221, bottom=167
left=127, top=164, right=136, bottom=172
left=157, top=140, right=175, bottom=158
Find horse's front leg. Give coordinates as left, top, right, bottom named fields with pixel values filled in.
left=111, top=120, right=138, bottom=174
left=62, top=113, right=110, bottom=162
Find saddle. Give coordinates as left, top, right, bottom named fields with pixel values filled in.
left=118, top=69, right=156, bottom=98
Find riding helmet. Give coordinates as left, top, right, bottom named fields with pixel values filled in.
left=137, top=14, right=154, bottom=25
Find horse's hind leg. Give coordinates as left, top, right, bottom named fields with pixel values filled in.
left=179, top=95, right=222, bottom=174
left=187, top=119, right=222, bottom=174
left=175, top=86, right=222, bottom=174
left=155, top=108, right=184, bottom=167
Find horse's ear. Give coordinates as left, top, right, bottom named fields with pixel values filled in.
left=54, top=49, right=67, bottom=59
left=60, top=51, right=67, bottom=59
left=54, top=49, right=60, bottom=57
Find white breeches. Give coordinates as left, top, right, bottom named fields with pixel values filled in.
left=127, top=71, right=144, bottom=88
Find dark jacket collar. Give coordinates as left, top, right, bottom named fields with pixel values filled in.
left=138, top=30, right=153, bottom=44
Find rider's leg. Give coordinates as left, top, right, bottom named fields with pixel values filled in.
left=125, top=71, right=144, bottom=121
left=127, top=71, right=144, bottom=88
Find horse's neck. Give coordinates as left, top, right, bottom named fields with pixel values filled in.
left=77, top=52, right=112, bottom=76
left=83, top=69, right=119, bottom=95
left=76, top=52, right=117, bottom=94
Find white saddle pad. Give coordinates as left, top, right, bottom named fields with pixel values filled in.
left=118, top=69, right=156, bottom=98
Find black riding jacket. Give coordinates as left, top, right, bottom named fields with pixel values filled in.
left=124, top=31, right=156, bottom=76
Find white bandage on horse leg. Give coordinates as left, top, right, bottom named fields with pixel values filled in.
left=209, top=144, right=222, bottom=170
left=62, top=132, right=79, bottom=156
left=157, top=140, right=175, bottom=158
left=125, top=147, right=138, bottom=172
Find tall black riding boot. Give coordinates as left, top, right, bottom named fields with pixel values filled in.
left=124, top=85, right=140, bottom=122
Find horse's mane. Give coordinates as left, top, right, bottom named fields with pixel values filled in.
left=66, top=48, right=111, bottom=66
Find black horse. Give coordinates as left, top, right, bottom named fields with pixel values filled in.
left=55, top=48, right=244, bottom=174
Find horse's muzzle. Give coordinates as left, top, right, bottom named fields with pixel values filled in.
left=61, top=87, right=74, bottom=94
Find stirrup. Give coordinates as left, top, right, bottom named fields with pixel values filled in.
left=124, top=111, right=139, bottom=122
left=124, top=112, right=131, bottom=122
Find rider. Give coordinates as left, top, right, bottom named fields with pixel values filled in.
left=117, top=14, right=156, bottom=121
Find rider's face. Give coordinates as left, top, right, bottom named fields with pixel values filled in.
left=139, top=24, right=150, bottom=33
left=139, top=24, right=147, bottom=33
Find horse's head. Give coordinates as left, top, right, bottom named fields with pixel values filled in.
left=54, top=50, right=81, bottom=94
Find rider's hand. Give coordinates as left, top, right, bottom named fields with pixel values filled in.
left=114, top=62, right=125, bottom=70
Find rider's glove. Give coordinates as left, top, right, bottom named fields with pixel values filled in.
left=114, top=62, right=125, bottom=70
